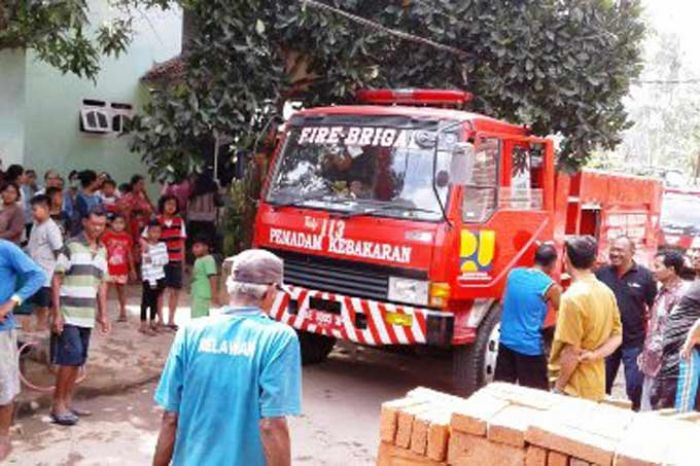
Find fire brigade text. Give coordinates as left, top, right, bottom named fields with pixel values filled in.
left=297, top=126, right=422, bottom=148
left=269, top=227, right=413, bottom=264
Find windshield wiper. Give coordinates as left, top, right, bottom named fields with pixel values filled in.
left=269, top=191, right=330, bottom=208
left=339, top=203, right=438, bottom=219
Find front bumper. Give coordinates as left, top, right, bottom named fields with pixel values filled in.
left=268, top=285, right=454, bottom=346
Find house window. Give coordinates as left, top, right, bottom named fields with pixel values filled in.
left=79, top=100, right=133, bottom=135
left=111, top=103, right=133, bottom=133
left=80, top=108, right=111, bottom=133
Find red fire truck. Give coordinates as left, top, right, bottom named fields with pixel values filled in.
left=658, top=187, right=700, bottom=250
left=252, top=89, right=661, bottom=395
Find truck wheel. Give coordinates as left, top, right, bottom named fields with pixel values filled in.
left=452, top=304, right=502, bottom=397
left=297, top=331, right=336, bottom=365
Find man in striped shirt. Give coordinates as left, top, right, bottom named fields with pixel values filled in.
left=50, top=206, right=110, bottom=426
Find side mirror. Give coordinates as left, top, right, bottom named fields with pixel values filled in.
left=449, top=142, right=475, bottom=186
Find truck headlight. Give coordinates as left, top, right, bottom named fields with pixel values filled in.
left=388, top=277, right=429, bottom=306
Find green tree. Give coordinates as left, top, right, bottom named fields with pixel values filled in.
left=612, top=31, right=700, bottom=178
left=0, top=0, right=168, bottom=79
left=131, top=0, right=646, bottom=179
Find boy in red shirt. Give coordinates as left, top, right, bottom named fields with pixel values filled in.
left=101, top=214, right=136, bottom=321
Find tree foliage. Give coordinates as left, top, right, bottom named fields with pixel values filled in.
left=0, top=0, right=168, bottom=79
left=615, top=32, right=700, bottom=177
left=130, top=0, right=645, bottom=178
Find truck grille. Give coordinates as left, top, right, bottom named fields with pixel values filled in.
left=267, top=248, right=427, bottom=302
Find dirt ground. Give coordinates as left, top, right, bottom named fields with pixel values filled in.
left=7, top=343, right=454, bottom=465
left=7, top=285, right=626, bottom=465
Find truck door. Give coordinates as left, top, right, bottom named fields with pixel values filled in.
left=455, top=134, right=555, bottom=300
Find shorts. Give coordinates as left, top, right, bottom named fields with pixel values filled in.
left=0, top=330, right=20, bottom=405
left=107, top=274, right=128, bottom=285
left=50, top=324, right=92, bottom=367
left=494, top=343, right=549, bottom=390
left=164, top=263, right=183, bottom=289
left=30, top=286, right=52, bottom=308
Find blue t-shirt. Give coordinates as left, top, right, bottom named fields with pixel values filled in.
left=0, top=239, right=46, bottom=332
left=499, top=267, right=554, bottom=356
left=154, top=307, right=302, bottom=466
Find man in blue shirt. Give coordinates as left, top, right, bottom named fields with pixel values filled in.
left=0, top=239, right=45, bottom=461
left=495, top=243, right=561, bottom=389
left=153, top=249, right=302, bottom=466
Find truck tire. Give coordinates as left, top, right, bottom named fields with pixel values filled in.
left=452, top=304, right=502, bottom=397
left=297, top=331, right=336, bottom=365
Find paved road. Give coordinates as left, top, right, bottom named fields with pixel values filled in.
left=7, top=343, right=453, bottom=465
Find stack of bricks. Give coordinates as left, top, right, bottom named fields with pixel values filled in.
left=377, top=382, right=700, bottom=466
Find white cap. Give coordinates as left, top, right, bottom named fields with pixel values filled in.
left=225, top=249, right=291, bottom=294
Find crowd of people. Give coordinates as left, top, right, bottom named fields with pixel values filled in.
left=497, top=235, right=700, bottom=413
left=0, top=164, right=227, bottom=460
left=4, top=162, right=700, bottom=464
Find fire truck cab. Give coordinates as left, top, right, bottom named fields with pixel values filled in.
left=659, top=187, right=700, bottom=251
left=252, top=89, right=660, bottom=395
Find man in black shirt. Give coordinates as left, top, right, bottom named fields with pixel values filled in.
left=596, top=236, right=656, bottom=410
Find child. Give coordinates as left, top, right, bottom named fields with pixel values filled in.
left=26, top=194, right=63, bottom=331
left=101, top=214, right=136, bottom=322
left=46, top=186, right=72, bottom=239
left=191, top=235, right=220, bottom=318
left=155, top=194, right=187, bottom=330
left=140, top=220, right=169, bottom=335
left=100, top=178, right=121, bottom=217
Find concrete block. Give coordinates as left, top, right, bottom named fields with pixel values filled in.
left=547, top=451, right=568, bottom=466
left=426, top=411, right=451, bottom=462
left=600, top=396, right=632, bottom=410
left=451, top=392, right=509, bottom=436
left=396, top=403, right=431, bottom=449
left=659, top=420, right=700, bottom=466
left=525, top=446, right=547, bottom=466
left=488, top=404, right=538, bottom=447
left=614, top=415, right=675, bottom=466
left=448, top=431, right=525, bottom=466
left=410, top=412, right=430, bottom=455
left=569, top=459, right=590, bottom=466
left=525, top=414, right=617, bottom=466
left=380, top=397, right=427, bottom=443
left=377, top=441, right=448, bottom=466
left=485, top=382, right=560, bottom=411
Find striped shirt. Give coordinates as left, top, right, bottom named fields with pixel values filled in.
left=158, top=215, right=186, bottom=263
left=55, top=233, right=108, bottom=329
left=142, top=242, right=169, bottom=286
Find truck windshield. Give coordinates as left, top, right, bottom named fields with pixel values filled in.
left=266, top=116, right=457, bottom=221
left=661, top=192, right=700, bottom=228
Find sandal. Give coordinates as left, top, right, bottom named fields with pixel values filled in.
left=50, top=411, right=79, bottom=426
left=70, top=407, right=92, bottom=417
left=168, top=324, right=179, bottom=331
left=117, top=316, right=128, bottom=323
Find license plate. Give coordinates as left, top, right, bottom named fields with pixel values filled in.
left=307, top=309, right=344, bottom=329
left=385, top=311, right=413, bottom=327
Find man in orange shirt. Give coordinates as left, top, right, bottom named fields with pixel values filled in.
left=549, top=236, right=623, bottom=401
